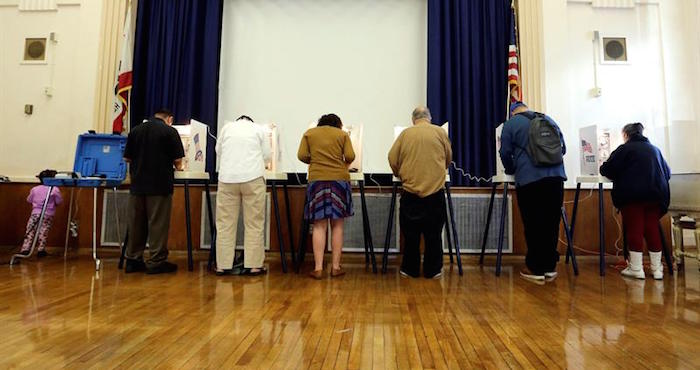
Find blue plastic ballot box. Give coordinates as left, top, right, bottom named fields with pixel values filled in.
left=42, top=133, right=127, bottom=187
left=11, top=133, right=128, bottom=270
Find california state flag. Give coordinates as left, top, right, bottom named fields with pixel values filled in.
left=112, top=6, right=134, bottom=134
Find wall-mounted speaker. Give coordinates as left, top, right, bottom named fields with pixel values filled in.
left=23, top=38, right=47, bottom=61
left=602, top=37, right=627, bottom=62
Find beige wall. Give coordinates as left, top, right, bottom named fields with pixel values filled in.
left=0, top=0, right=103, bottom=179
left=527, top=0, right=700, bottom=185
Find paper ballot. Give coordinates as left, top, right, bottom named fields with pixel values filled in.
left=174, top=119, right=208, bottom=173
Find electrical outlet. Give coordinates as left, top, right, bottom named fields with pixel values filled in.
left=590, top=87, right=602, bottom=98
left=24, top=104, right=33, bottom=115
left=44, top=86, right=54, bottom=96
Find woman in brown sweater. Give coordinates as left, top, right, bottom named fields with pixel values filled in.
left=297, top=113, right=356, bottom=279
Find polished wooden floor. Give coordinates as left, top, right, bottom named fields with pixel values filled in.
left=1, top=252, right=699, bottom=369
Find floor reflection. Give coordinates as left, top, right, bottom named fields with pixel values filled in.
left=0, top=255, right=698, bottom=368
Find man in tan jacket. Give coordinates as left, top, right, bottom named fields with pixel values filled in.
left=388, top=106, right=452, bottom=278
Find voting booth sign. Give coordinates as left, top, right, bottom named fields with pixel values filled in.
left=174, top=119, right=208, bottom=173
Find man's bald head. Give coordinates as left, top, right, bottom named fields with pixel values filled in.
left=412, top=106, right=432, bottom=124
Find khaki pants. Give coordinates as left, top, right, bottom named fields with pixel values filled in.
left=125, top=194, right=172, bottom=268
left=216, top=177, right=266, bottom=269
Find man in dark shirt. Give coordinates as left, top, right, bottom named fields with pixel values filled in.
left=123, top=108, right=185, bottom=274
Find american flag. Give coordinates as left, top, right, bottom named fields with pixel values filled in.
left=508, top=4, right=521, bottom=106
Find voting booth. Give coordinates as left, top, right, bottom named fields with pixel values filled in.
left=174, top=119, right=208, bottom=173
left=579, top=125, right=623, bottom=176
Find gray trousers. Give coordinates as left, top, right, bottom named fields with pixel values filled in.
left=125, top=194, right=173, bottom=268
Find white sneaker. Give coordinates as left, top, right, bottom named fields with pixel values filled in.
left=428, top=271, right=443, bottom=279
left=622, top=251, right=646, bottom=280
left=649, top=251, right=664, bottom=280
left=544, top=271, right=558, bottom=280
left=520, top=268, right=545, bottom=282
left=621, top=266, right=646, bottom=279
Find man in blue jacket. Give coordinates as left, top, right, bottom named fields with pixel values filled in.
left=499, top=102, right=567, bottom=282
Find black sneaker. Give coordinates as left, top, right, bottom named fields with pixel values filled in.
left=146, top=261, right=178, bottom=275
left=37, top=250, right=48, bottom=258
left=125, top=259, right=147, bottom=273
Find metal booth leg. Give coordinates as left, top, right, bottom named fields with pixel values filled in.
left=567, top=182, right=582, bottom=264
left=444, top=197, right=454, bottom=264
left=283, top=184, right=296, bottom=265
left=382, top=182, right=398, bottom=274
left=118, top=229, right=129, bottom=269
left=359, top=180, right=377, bottom=273
left=205, top=181, right=217, bottom=271
left=63, top=188, right=75, bottom=258
left=10, top=186, right=54, bottom=265
left=271, top=181, right=289, bottom=273
left=598, top=183, right=606, bottom=276
left=296, top=192, right=309, bottom=273
left=495, top=183, right=509, bottom=277
left=184, top=180, right=194, bottom=271
left=92, top=188, right=101, bottom=271
left=561, top=207, right=579, bottom=275
left=479, top=182, right=498, bottom=265
left=445, top=182, right=463, bottom=276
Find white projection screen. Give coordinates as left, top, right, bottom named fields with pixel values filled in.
left=218, top=0, right=427, bottom=173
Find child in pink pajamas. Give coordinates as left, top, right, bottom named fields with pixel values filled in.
left=20, top=184, right=63, bottom=257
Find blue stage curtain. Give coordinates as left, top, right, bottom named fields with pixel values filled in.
left=427, top=0, right=512, bottom=186
left=130, top=0, right=223, bottom=175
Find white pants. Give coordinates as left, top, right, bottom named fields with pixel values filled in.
left=216, top=177, right=266, bottom=269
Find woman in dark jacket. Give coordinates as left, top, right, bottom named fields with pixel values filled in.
left=600, top=123, right=671, bottom=280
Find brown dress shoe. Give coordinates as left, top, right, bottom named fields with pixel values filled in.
left=309, top=270, right=323, bottom=280
left=331, top=267, right=346, bottom=277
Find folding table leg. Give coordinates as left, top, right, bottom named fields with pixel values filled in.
left=10, top=186, right=54, bottom=265
left=295, top=192, right=309, bottom=273
left=283, top=184, right=296, bottom=265
left=382, top=182, right=398, bottom=274
left=271, top=182, right=288, bottom=273
left=184, top=181, right=194, bottom=271
left=444, top=198, right=454, bottom=264
left=92, top=188, right=101, bottom=271
left=64, top=188, right=75, bottom=258
left=205, top=182, right=216, bottom=271
left=561, top=207, right=579, bottom=275
left=567, top=183, right=582, bottom=264
left=495, top=184, right=508, bottom=277
left=479, top=182, right=498, bottom=265
left=598, top=183, right=606, bottom=276
left=118, top=230, right=129, bottom=269
left=359, top=180, right=377, bottom=273
left=445, top=182, right=463, bottom=276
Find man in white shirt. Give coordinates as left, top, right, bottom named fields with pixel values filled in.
left=215, top=115, right=271, bottom=275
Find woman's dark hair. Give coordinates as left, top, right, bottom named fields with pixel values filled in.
left=622, top=122, right=644, bottom=138
left=237, top=115, right=254, bottom=123
left=317, top=113, right=342, bottom=128
left=37, top=169, right=57, bottom=180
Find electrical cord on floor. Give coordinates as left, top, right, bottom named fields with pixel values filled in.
left=557, top=201, right=624, bottom=259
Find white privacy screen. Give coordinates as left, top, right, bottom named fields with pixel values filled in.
left=218, top=0, right=427, bottom=173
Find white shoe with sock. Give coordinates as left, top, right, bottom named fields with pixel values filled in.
left=621, top=251, right=645, bottom=279
left=649, top=251, right=664, bottom=280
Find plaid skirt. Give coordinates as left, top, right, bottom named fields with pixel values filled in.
left=304, top=181, right=354, bottom=221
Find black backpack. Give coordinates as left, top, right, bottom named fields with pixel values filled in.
left=521, top=112, right=563, bottom=167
